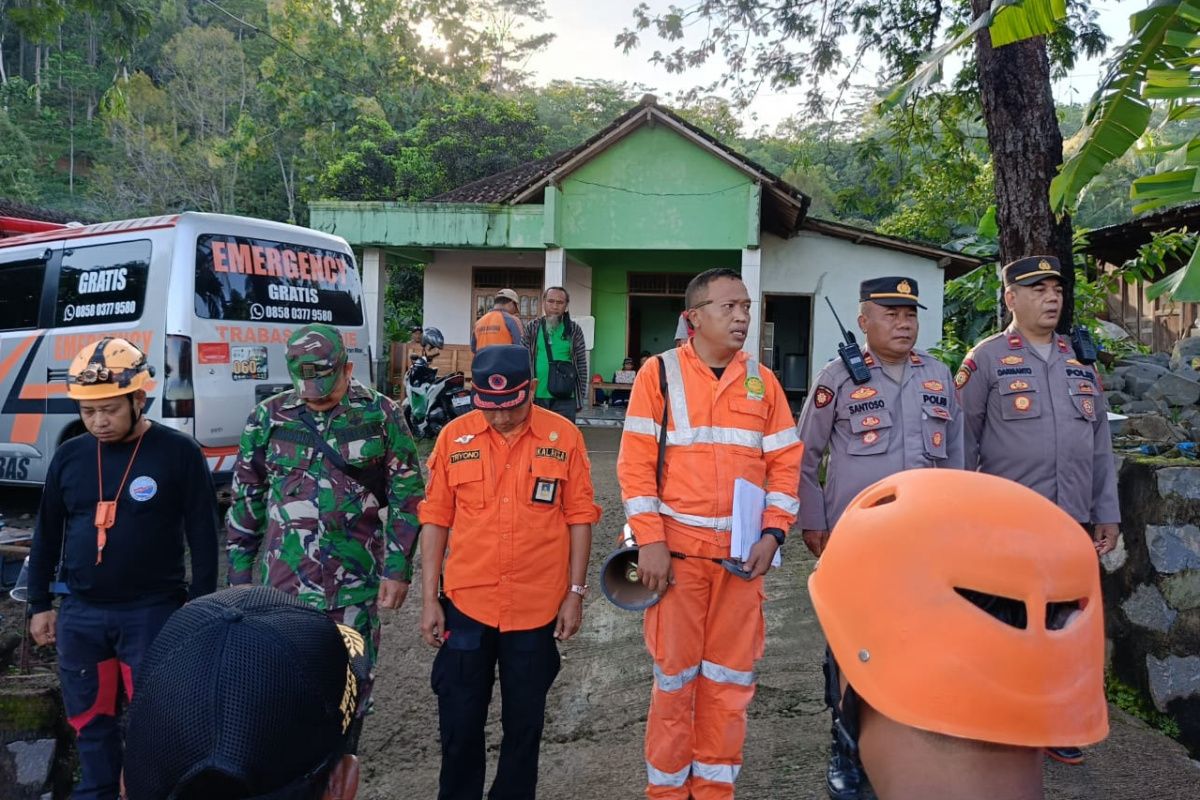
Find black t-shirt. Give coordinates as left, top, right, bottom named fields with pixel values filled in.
left=27, top=422, right=219, bottom=612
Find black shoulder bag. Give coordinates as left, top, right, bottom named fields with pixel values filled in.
left=540, top=318, right=578, bottom=400
left=296, top=409, right=389, bottom=506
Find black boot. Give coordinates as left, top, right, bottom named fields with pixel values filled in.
left=825, top=725, right=864, bottom=800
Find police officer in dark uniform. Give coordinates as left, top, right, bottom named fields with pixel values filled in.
left=956, top=256, right=1120, bottom=766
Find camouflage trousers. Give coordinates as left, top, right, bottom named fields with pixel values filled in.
left=325, top=601, right=380, bottom=718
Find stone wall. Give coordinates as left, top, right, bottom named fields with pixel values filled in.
left=1105, top=457, right=1200, bottom=756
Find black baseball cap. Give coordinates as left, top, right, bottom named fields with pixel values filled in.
left=1004, top=255, right=1063, bottom=286
left=859, top=276, right=926, bottom=309
left=124, top=586, right=370, bottom=800
left=472, top=344, right=531, bottom=409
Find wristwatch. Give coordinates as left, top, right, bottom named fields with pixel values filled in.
left=569, top=584, right=589, bottom=598
left=761, top=528, right=786, bottom=547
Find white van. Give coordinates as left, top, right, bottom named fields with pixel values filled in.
left=0, top=212, right=372, bottom=488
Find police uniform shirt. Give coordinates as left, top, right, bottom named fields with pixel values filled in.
left=957, top=327, right=1120, bottom=525
left=796, top=348, right=964, bottom=531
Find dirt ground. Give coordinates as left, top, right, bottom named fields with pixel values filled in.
left=3, top=428, right=1199, bottom=799
left=358, top=427, right=1200, bottom=800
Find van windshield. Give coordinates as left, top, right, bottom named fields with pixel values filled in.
left=194, top=234, right=364, bottom=326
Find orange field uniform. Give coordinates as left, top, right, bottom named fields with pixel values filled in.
left=617, top=343, right=803, bottom=799
left=419, top=405, right=601, bottom=630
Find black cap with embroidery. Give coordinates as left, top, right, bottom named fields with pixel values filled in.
left=1004, top=255, right=1063, bottom=287
left=472, top=344, right=532, bottom=410
left=859, top=276, right=927, bottom=309
left=123, top=586, right=370, bottom=800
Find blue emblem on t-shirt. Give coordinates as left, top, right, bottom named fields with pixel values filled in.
left=129, top=475, right=158, bottom=502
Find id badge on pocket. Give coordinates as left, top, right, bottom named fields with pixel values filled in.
left=532, top=477, right=558, bottom=504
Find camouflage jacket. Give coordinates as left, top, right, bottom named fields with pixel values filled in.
left=226, top=380, right=423, bottom=610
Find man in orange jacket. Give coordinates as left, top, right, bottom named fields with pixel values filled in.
left=419, top=344, right=600, bottom=800
left=617, top=268, right=803, bottom=799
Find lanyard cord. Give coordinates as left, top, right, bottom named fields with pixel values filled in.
left=94, top=428, right=147, bottom=564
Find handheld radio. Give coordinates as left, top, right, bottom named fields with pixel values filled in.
left=826, top=298, right=872, bottom=385
left=1070, top=325, right=1098, bottom=365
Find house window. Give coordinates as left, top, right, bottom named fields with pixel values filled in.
left=472, top=267, right=543, bottom=324
left=628, top=272, right=693, bottom=295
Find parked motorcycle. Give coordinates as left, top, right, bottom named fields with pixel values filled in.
left=401, top=327, right=472, bottom=439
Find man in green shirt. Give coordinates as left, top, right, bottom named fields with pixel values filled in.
left=523, top=286, right=588, bottom=423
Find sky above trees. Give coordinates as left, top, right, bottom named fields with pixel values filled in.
left=519, top=0, right=1139, bottom=131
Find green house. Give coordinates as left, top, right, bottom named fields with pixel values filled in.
left=310, top=96, right=978, bottom=399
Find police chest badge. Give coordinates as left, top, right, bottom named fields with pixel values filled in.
left=744, top=376, right=765, bottom=400
left=532, top=477, right=558, bottom=504
left=862, top=416, right=881, bottom=428
left=1013, top=396, right=1032, bottom=413
left=850, top=386, right=877, bottom=400
left=1000, top=355, right=1024, bottom=366
left=1082, top=398, right=1096, bottom=416
left=1008, top=380, right=1030, bottom=391
left=922, top=380, right=944, bottom=392
left=862, top=431, right=880, bottom=445
left=931, top=431, right=944, bottom=448
left=813, top=385, right=834, bottom=408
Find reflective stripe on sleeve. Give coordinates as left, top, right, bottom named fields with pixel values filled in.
left=765, top=492, right=800, bottom=515
left=762, top=427, right=801, bottom=452
left=623, top=496, right=661, bottom=517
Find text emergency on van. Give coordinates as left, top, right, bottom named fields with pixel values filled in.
left=195, top=235, right=364, bottom=326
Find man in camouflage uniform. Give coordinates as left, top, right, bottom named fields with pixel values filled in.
left=227, top=324, right=423, bottom=678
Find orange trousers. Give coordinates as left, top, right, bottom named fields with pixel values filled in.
left=643, top=555, right=766, bottom=799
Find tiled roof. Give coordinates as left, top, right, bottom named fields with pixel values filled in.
left=0, top=198, right=85, bottom=224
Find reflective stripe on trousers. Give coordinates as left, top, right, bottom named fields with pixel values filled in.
left=644, top=557, right=764, bottom=799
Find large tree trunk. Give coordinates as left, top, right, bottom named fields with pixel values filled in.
left=971, top=2, right=1075, bottom=331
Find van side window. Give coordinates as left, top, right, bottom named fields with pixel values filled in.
left=194, top=234, right=364, bottom=326
left=0, top=261, right=46, bottom=330
left=55, top=240, right=151, bottom=327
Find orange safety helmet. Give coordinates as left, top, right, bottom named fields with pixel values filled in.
left=67, top=337, right=154, bottom=400
left=809, top=468, right=1108, bottom=748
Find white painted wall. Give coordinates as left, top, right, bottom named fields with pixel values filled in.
left=760, top=231, right=947, bottom=388
left=422, top=249, right=543, bottom=345
left=565, top=257, right=592, bottom=317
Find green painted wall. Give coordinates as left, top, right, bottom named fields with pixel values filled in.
left=585, top=250, right=741, bottom=378
left=559, top=127, right=760, bottom=250
left=309, top=201, right=545, bottom=249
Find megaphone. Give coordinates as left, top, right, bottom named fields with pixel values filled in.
left=600, top=525, right=660, bottom=611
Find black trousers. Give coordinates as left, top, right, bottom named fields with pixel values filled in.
left=534, top=396, right=577, bottom=423
left=431, top=600, right=561, bottom=800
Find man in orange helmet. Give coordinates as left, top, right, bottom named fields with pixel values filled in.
left=618, top=268, right=803, bottom=799
left=25, top=337, right=218, bottom=800
left=810, top=469, right=1109, bottom=800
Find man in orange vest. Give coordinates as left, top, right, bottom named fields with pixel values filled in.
left=471, top=288, right=524, bottom=352
left=617, top=268, right=803, bottom=799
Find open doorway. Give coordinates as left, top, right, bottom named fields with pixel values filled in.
left=629, top=295, right=685, bottom=358
left=627, top=271, right=694, bottom=361
left=762, top=294, right=813, bottom=411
